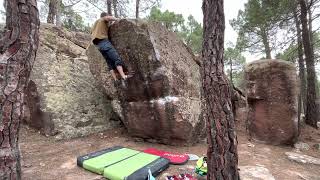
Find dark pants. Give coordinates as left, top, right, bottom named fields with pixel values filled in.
left=96, top=39, right=125, bottom=71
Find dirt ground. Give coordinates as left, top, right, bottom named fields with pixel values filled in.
left=20, top=124, right=320, bottom=180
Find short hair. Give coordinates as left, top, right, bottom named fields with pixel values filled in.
left=100, top=12, right=108, bottom=18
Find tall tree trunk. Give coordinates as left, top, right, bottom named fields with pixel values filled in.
left=56, top=0, right=62, bottom=27
left=307, top=0, right=314, bottom=54
left=261, top=29, right=272, bottom=59
left=0, top=0, right=40, bottom=179
left=294, top=6, right=305, bottom=133
left=294, top=8, right=307, bottom=119
left=299, top=0, right=319, bottom=128
left=47, top=0, right=57, bottom=23
left=113, top=0, right=118, bottom=17
left=230, top=58, right=233, bottom=85
left=107, top=0, right=112, bottom=15
left=136, top=0, right=140, bottom=19
left=202, top=0, right=239, bottom=179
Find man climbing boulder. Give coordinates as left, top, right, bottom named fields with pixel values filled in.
left=90, top=12, right=131, bottom=85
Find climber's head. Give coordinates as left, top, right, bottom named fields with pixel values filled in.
left=100, top=12, right=109, bottom=18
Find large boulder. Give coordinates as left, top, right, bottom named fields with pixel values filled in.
left=88, top=20, right=204, bottom=145
left=244, top=59, right=299, bottom=145
left=23, top=24, right=121, bottom=139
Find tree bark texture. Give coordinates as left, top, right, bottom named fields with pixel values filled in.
left=107, top=0, right=112, bottom=15
left=299, top=0, right=319, bottom=128
left=229, top=58, right=233, bottom=85
left=0, top=0, right=40, bottom=179
left=47, top=0, right=57, bottom=23
left=307, top=0, right=314, bottom=54
left=56, top=0, right=62, bottom=27
left=113, top=0, right=118, bottom=17
left=202, top=0, right=239, bottom=179
left=135, top=0, right=140, bottom=19
left=261, top=29, right=272, bottom=59
left=294, top=8, right=307, bottom=117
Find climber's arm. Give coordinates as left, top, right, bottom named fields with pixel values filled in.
left=103, top=16, right=120, bottom=22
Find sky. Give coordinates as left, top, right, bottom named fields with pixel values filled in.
left=0, top=0, right=319, bottom=74
left=0, top=0, right=254, bottom=59
left=0, top=0, right=318, bottom=65
left=161, top=0, right=247, bottom=45
left=160, top=0, right=255, bottom=60
left=0, top=0, right=246, bottom=45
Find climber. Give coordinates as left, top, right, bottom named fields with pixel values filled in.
left=90, top=12, right=130, bottom=84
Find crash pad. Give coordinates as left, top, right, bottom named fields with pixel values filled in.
left=143, top=148, right=189, bottom=165
left=103, top=153, right=169, bottom=180
left=77, top=146, right=170, bottom=180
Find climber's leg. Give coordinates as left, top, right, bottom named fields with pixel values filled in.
left=97, top=39, right=129, bottom=80
left=110, top=70, right=118, bottom=81
left=99, top=48, right=118, bottom=78
left=105, top=47, right=128, bottom=79
left=116, top=66, right=127, bottom=79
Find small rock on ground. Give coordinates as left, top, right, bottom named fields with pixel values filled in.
left=285, top=152, right=320, bottom=166
left=294, top=142, right=310, bottom=151
left=239, top=166, right=275, bottom=180
left=285, top=170, right=320, bottom=180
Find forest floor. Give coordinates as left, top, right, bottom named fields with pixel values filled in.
left=20, top=123, right=320, bottom=180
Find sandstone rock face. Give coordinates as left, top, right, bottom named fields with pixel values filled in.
left=24, top=24, right=120, bottom=139
left=23, top=80, right=56, bottom=136
left=245, top=59, right=299, bottom=145
left=88, top=20, right=204, bottom=145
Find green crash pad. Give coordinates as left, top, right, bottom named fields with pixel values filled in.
left=103, top=153, right=158, bottom=180
left=77, top=146, right=140, bottom=174
left=77, top=146, right=170, bottom=180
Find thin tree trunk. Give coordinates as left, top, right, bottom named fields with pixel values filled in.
left=47, top=0, right=57, bottom=23
left=56, top=0, right=62, bottom=27
left=113, top=0, right=118, bottom=17
left=261, top=29, right=272, bottom=59
left=202, top=0, right=239, bottom=179
left=299, top=0, right=319, bottom=128
left=307, top=0, right=314, bottom=54
left=107, top=0, right=112, bottom=15
left=294, top=8, right=307, bottom=118
left=0, top=0, right=40, bottom=179
left=230, top=58, right=233, bottom=85
left=136, top=0, right=140, bottom=19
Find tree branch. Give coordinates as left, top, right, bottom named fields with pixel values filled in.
left=64, top=0, right=83, bottom=8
